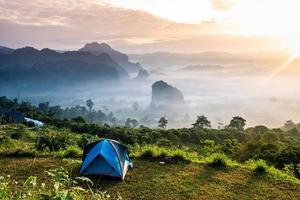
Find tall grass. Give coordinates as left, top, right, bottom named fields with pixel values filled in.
left=0, top=167, right=115, bottom=200
left=129, top=145, right=198, bottom=163
left=246, top=160, right=300, bottom=185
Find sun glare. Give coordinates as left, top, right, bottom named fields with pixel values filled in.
left=263, top=52, right=300, bottom=83
left=107, top=0, right=300, bottom=52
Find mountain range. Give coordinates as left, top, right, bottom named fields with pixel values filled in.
left=0, top=46, right=14, bottom=54
left=0, top=43, right=142, bottom=92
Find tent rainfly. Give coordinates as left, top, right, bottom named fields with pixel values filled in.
left=80, top=139, right=132, bottom=180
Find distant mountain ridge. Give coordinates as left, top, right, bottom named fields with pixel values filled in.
left=79, top=42, right=143, bottom=73
left=0, top=45, right=130, bottom=92
left=180, top=64, right=224, bottom=72
left=129, top=51, right=289, bottom=70
left=0, top=46, right=14, bottom=54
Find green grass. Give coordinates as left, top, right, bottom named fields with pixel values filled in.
left=129, top=145, right=199, bottom=163
left=1, top=125, right=299, bottom=199
left=0, top=157, right=299, bottom=200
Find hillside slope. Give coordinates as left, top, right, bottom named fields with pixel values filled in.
left=1, top=158, right=299, bottom=200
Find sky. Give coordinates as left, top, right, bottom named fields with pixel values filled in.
left=0, top=0, right=299, bottom=53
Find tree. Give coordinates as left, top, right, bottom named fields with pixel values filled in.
left=48, top=105, right=63, bottom=117
left=125, top=118, right=132, bottom=127
left=125, top=118, right=139, bottom=128
left=131, top=119, right=138, bottom=128
left=71, top=116, right=86, bottom=124
left=132, top=102, right=139, bottom=111
left=38, top=102, right=50, bottom=114
left=111, top=117, right=117, bottom=125
left=228, top=116, right=246, bottom=131
left=86, top=99, right=94, bottom=112
left=192, top=115, right=211, bottom=128
left=158, top=117, right=168, bottom=130
left=282, top=120, right=296, bottom=131
left=253, top=125, right=268, bottom=135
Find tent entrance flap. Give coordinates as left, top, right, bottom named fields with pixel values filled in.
left=82, top=155, right=119, bottom=177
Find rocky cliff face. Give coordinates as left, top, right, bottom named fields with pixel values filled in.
left=150, top=80, right=184, bottom=108
left=135, top=69, right=150, bottom=80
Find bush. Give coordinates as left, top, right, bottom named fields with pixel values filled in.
left=62, top=145, right=82, bottom=158
left=131, top=145, right=197, bottom=163
left=254, top=160, right=268, bottom=174
left=156, top=138, right=173, bottom=147
left=10, top=131, right=22, bottom=140
left=140, top=148, right=160, bottom=159
left=171, top=150, right=191, bottom=163
left=207, top=154, right=228, bottom=168
left=245, top=159, right=269, bottom=175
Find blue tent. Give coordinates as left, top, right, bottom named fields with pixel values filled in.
left=80, top=139, right=132, bottom=180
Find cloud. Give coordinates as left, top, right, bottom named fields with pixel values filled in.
left=0, top=0, right=284, bottom=53
left=119, top=34, right=283, bottom=54
left=210, top=0, right=232, bottom=10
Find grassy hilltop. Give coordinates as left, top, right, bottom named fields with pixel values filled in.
left=0, top=124, right=300, bottom=199
left=0, top=97, right=300, bottom=199
left=0, top=157, right=299, bottom=200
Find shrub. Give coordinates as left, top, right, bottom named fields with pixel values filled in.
left=156, top=138, right=173, bottom=147
left=207, top=153, right=228, bottom=168
left=62, top=145, right=82, bottom=158
left=131, top=145, right=197, bottom=163
left=10, top=131, right=22, bottom=140
left=171, top=151, right=191, bottom=163
left=140, top=148, right=160, bottom=159
left=246, top=159, right=269, bottom=174
left=254, top=160, right=268, bottom=174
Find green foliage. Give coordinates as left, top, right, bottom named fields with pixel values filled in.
left=246, top=160, right=300, bottom=184
left=130, top=145, right=198, bottom=163
left=61, top=145, right=82, bottom=158
left=0, top=166, right=113, bottom=200
left=206, top=153, right=229, bottom=168
left=228, top=116, right=246, bottom=130
left=1, top=158, right=299, bottom=200
left=192, top=115, right=211, bottom=129
left=158, top=117, right=168, bottom=129
left=155, top=138, right=173, bottom=147
left=71, top=116, right=86, bottom=124
left=10, top=131, right=22, bottom=140
left=253, top=160, right=269, bottom=174
left=219, top=139, right=241, bottom=155
left=253, top=125, right=269, bottom=135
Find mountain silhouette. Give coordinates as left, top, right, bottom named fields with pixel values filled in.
left=0, top=46, right=14, bottom=54
left=79, top=42, right=143, bottom=73
left=0, top=46, right=129, bottom=91
left=150, top=80, right=184, bottom=109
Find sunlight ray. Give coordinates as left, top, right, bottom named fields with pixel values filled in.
left=263, top=52, right=300, bottom=83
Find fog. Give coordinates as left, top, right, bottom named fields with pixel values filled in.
left=3, top=52, right=300, bottom=129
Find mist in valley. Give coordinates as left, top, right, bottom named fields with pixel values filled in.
left=2, top=50, right=300, bottom=129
